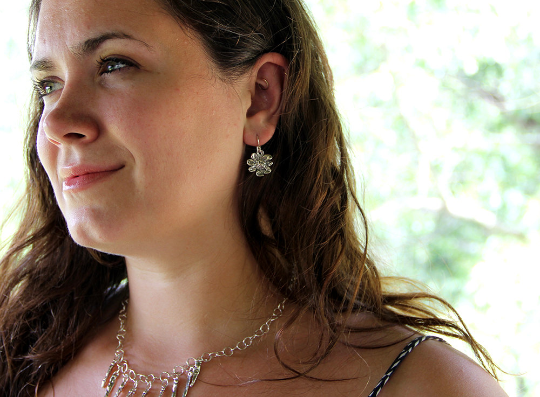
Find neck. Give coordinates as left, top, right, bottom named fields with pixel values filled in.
left=117, top=234, right=282, bottom=373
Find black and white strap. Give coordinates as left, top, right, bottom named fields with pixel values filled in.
left=367, top=335, right=447, bottom=397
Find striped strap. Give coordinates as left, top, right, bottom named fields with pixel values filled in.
left=367, top=336, right=447, bottom=397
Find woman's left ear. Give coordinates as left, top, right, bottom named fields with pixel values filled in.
left=244, top=53, right=288, bottom=146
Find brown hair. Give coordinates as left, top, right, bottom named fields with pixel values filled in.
left=0, top=0, right=498, bottom=394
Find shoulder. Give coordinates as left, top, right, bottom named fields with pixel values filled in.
left=379, top=337, right=508, bottom=397
left=36, top=318, right=120, bottom=397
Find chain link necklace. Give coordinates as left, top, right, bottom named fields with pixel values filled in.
left=101, top=298, right=286, bottom=397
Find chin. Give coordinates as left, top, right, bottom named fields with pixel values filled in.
left=69, top=227, right=120, bottom=256
left=66, top=214, right=128, bottom=256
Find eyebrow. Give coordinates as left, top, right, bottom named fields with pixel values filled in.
left=30, top=31, right=153, bottom=72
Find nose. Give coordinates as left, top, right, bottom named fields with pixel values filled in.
left=40, top=86, right=100, bottom=147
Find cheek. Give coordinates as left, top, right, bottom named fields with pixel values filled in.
left=36, top=126, right=57, bottom=179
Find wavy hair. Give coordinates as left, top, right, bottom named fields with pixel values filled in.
left=0, top=0, right=499, bottom=394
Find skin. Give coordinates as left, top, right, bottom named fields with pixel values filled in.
left=32, top=0, right=509, bottom=395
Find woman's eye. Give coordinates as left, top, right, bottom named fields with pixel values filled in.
left=33, top=79, right=63, bottom=98
left=98, top=57, right=136, bottom=75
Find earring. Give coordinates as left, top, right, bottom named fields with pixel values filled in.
left=258, top=78, right=269, bottom=90
left=247, top=136, right=273, bottom=177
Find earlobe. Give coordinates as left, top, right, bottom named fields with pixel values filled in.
left=244, top=53, right=288, bottom=147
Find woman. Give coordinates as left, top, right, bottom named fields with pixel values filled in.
left=0, top=0, right=508, bottom=395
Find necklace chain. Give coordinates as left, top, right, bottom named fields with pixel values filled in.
left=101, top=298, right=286, bottom=397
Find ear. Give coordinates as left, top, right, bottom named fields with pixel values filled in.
left=244, top=53, right=288, bottom=146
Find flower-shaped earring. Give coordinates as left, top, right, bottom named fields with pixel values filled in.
left=247, top=136, right=273, bottom=177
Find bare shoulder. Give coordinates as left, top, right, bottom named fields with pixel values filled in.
left=380, top=338, right=508, bottom=397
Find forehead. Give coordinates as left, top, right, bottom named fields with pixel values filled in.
left=34, top=0, right=173, bottom=57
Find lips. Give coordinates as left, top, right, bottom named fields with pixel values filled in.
left=60, top=164, right=124, bottom=191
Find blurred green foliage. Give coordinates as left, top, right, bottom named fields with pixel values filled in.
left=305, top=0, right=540, bottom=396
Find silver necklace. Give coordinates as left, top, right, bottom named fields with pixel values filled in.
left=102, top=298, right=286, bottom=397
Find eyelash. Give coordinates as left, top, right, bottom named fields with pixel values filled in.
left=32, top=56, right=137, bottom=99
left=32, top=78, right=60, bottom=99
left=97, top=56, right=137, bottom=75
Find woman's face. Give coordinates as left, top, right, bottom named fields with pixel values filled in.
left=33, top=0, right=251, bottom=255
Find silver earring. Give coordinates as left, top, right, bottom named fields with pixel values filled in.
left=247, top=136, right=273, bottom=177
left=259, top=78, right=269, bottom=90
